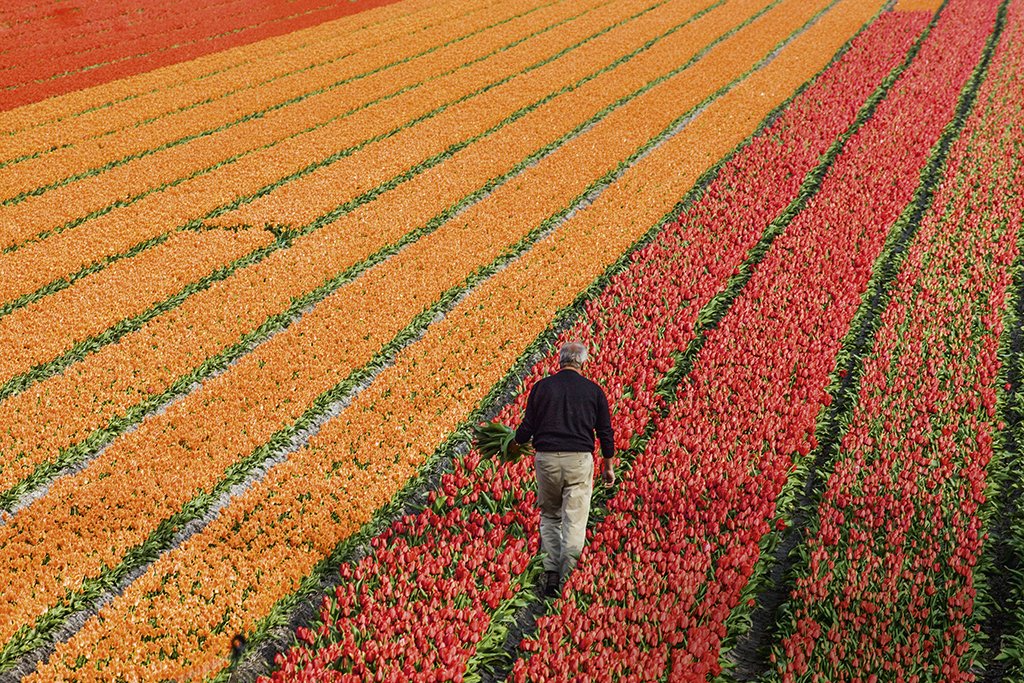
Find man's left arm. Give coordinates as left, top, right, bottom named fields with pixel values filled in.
left=595, top=388, right=615, bottom=485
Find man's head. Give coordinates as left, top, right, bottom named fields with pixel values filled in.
left=558, top=341, right=589, bottom=370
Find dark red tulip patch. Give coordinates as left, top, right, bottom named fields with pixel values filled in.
left=0, top=0, right=402, bottom=110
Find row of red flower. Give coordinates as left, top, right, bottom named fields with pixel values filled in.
left=0, top=0, right=404, bottom=111
left=513, top=0, right=999, bottom=675
left=772, top=0, right=1024, bottom=680
left=259, top=9, right=928, bottom=680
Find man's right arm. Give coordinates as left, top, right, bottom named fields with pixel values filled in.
left=515, top=383, right=540, bottom=445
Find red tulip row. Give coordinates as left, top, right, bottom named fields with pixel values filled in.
left=511, top=0, right=1000, bottom=678
left=772, top=0, right=1024, bottom=679
left=0, top=0, right=244, bottom=71
left=0, top=0, right=405, bottom=111
left=945, top=9, right=1024, bottom=676
left=258, top=10, right=925, bottom=680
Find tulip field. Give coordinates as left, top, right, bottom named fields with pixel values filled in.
left=2, top=0, right=1024, bottom=680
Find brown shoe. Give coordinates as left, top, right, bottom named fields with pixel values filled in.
left=544, top=570, right=560, bottom=598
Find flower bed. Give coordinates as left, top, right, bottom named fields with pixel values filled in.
left=514, top=0, right=1000, bottom=677
left=20, top=0, right=870, bottom=677
left=2, top=0, right=1017, bottom=678
left=3, top=0, right=818, bottom=671
left=0, top=0, right=717, bottom=510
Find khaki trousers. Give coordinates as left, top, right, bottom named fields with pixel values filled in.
left=534, top=451, right=594, bottom=577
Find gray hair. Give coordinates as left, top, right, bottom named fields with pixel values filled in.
left=559, top=341, right=589, bottom=368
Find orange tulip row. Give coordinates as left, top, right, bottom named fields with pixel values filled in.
left=0, top=228, right=273, bottom=388
left=0, top=0, right=444, bottom=143
left=0, top=0, right=720, bottom=502
left=24, top=0, right=882, bottom=678
left=895, top=0, right=943, bottom=10
left=206, top=0, right=748, bottom=229
left=0, top=0, right=426, bottom=113
left=0, top=0, right=685, bottom=307
left=0, top=0, right=562, bottom=249
left=0, top=0, right=498, bottom=180
left=0, top=0, right=806, bottom=659
left=0, top=0, right=487, bottom=163
left=0, top=0, right=633, bottom=382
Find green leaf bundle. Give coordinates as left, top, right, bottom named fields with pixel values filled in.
left=473, top=421, right=532, bottom=463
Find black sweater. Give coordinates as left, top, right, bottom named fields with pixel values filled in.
left=515, top=369, right=615, bottom=458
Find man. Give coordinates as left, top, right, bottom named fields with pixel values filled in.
left=514, top=341, right=615, bottom=598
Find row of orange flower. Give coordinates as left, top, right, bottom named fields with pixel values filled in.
left=0, top=0, right=573, bottom=215
left=0, top=0, right=565, bottom=295
left=0, top=0, right=441, bottom=149
left=0, top=229, right=272, bottom=386
left=206, top=0, right=724, bottom=230
left=0, top=0, right=702, bottom=501
left=0, top=0, right=411, bottom=112
left=0, top=0, right=646, bottom=396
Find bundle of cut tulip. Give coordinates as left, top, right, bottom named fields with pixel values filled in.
left=473, top=421, right=533, bottom=463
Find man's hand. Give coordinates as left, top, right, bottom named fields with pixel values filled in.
left=506, top=440, right=524, bottom=461
left=601, top=459, right=615, bottom=487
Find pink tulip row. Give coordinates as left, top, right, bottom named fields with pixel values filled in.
left=771, top=1, right=1024, bottom=680
left=512, top=0, right=1001, bottom=678
left=259, top=11, right=929, bottom=682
